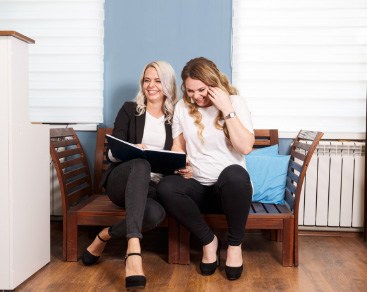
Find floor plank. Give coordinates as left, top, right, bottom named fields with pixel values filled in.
left=15, top=222, right=367, bottom=291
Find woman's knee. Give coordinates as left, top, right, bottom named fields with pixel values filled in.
left=142, top=199, right=166, bottom=230
left=220, top=164, right=251, bottom=185
left=218, top=165, right=253, bottom=201
left=130, top=158, right=151, bottom=177
left=112, top=158, right=151, bottom=179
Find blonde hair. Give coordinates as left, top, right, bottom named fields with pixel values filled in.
left=181, top=57, right=238, bottom=142
left=135, top=61, right=178, bottom=124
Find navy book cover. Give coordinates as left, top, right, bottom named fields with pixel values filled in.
left=106, top=134, right=186, bottom=174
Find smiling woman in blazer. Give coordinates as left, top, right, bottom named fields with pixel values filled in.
left=82, top=61, right=178, bottom=290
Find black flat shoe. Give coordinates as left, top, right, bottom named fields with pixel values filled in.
left=200, top=239, right=221, bottom=276
left=225, top=264, right=243, bottom=280
left=125, top=253, right=146, bottom=290
left=81, top=233, right=108, bottom=266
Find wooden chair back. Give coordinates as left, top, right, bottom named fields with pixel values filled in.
left=253, top=129, right=279, bottom=148
left=286, top=130, right=324, bottom=220
left=50, top=128, right=93, bottom=217
left=50, top=127, right=127, bottom=261
left=93, top=127, right=113, bottom=193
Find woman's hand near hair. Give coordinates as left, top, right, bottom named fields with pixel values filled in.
left=208, top=87, right=234, bottom=116
left=208, top=87, right=254, bottom=155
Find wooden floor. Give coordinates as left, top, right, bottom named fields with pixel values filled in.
left=15, top=221, right=367, bottom=292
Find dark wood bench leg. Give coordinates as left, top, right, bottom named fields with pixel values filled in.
left=277, top=230, right=283, bottom=242
left=268, top=230, right=283, bottom=242
left=270, top=230, right=277, bottom=241
left=66, top=213, right=78, bottom=262
left=282, top=218, right=294, bottom=267
left=178, top=224, right=190, bottom=264
left=168, top=216, right=180, bottom=264
left=168, top=216, right=190, bottom=265
left=63, top=220, right=67, bottom=261
left=294, top=226, right=299, bottom=267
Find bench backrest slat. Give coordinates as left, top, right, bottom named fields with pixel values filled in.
left=50, top=128, right=93, bottom=217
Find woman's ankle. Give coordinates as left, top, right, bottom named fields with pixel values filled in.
left=98, top=227, right=111, bottom=241
left=86, top=228, right=110, bottom=256
left=202, top=235, right=218, bottom=263
left=125, top=256, right=144, bottom=277
left=226, top=244, right=243, bottom=267
left=126, top=237, right=141, bottom=254
left=125, top=238, right=144, bottom=277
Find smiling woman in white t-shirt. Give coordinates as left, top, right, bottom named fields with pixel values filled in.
left=158, top=57, right=254, bottom=281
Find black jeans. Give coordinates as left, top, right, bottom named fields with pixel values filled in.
left=157, top=164, right=252, bottom=246
left=106, top=159, right=166, bottom=239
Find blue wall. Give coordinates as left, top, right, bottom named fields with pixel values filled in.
left=103, top=0, right=232, bottom=127
left=78, top=0, right=289, bottom=174
left=78, top=0, right=232, bottom=171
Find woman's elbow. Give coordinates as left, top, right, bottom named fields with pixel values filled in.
left=237, top=145, right=253, bottom=155
left=235, top=135, right=255, bottom=155
left=233, top=142, right=253, bottom=155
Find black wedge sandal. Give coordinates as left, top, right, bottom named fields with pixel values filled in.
left=81, top=233, right=108, bottom=266
left=125, top=253, right=146, bottom=290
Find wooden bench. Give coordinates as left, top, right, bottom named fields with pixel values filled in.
left=50, top=127, right=180, bottom=263
left=170, top=129, right=323, bottom=267
left=51, top=127, right=322, bottom=266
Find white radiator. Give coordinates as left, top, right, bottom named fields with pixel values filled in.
left=299, top=141, right=365, bottom=229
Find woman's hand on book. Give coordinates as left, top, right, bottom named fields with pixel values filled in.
left=136, top=143, right=147, bottom=149
left=175, top=161, right=193, bottom=179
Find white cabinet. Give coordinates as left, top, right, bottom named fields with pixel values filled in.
left=0, top=31, right=50, bottom=290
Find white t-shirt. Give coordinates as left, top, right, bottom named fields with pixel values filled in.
left=172, top=95, right=254, bottom=186
left=142, top=111, right=166, bottom=182
left=142, top=111, right=166, bottom=151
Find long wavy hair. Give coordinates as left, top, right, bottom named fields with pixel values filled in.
left=135, top=61, right=178, bottom=124
left=181, top=57, right=238, bottom=142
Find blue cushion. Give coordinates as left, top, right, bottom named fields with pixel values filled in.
left=247, top=145, right=279, bottom=156
left=245, top=154, right=290, bottom=204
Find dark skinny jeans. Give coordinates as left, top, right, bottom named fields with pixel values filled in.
left=106, top=159, right=166, bottom=239
left=157, top=164, right=252, bottom=246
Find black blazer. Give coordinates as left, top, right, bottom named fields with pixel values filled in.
left=100, top=101, right=173, bottom=187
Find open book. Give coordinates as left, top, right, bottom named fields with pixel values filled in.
left=106, top=134, right=186, bottom=174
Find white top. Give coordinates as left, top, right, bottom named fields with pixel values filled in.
left=173, top=95, right=254, bottom=185
left=142, top=111, right=166, bottom=151
left=142, top=111, right=166, bottom=182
